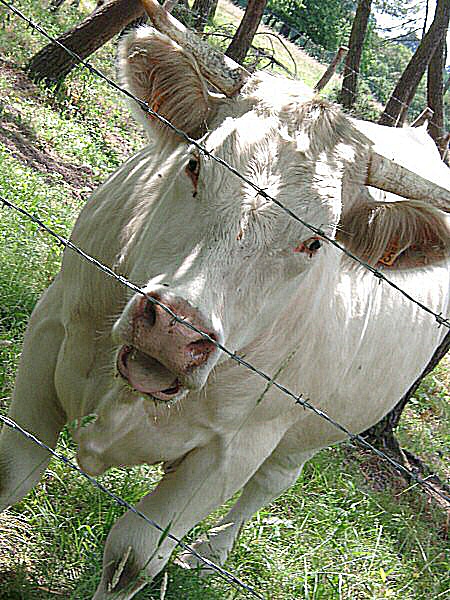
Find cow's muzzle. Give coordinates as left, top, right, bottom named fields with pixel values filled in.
left=115, top=294, right=220, bottom=403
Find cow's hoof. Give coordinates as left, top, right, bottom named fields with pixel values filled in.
left=93, top=546, right=147, bottom=600
left=175, top=538, right=230, bottom=577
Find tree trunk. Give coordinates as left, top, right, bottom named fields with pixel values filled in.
left=225, top=0, right=268, bottom=65
left=378, top=0, right=450, bottom=127
left=340, top=0, right=372, bottom=109
left=367, top=6, right=450, bottom=452
left=192, top=0, right=219, bottom=31
left=364, top=331, right=450, bottom=452
left=27, top=0, right=144, bottom=84
left=427, top=36, right=447, bottom=156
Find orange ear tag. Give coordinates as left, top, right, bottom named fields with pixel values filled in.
left=378, top=239, right=401, bottom=267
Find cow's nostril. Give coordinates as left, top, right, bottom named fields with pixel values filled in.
left=143, top=298, right=156, bottom=326
left=186, top=337, right=217, bottom=367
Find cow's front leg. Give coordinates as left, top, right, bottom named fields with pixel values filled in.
left=177, top=438, right=316, bottom=574
left=93, top=422, right=286, bottom=600
left=0, top=285, right=66, bottom=511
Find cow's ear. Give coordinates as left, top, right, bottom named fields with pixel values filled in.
left=336, top=199, right=450, bottom=269
left=118, top=27, right=215, bottom=139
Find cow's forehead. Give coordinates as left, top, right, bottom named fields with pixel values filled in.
left=203, top=110, right=281, bottom=156
left=202, top=72, right=348, bottom=162
left=241, top=72, right=314, bottom=113
left=202, top=81, right=309, bottom=159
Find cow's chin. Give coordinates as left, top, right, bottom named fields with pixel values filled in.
left=116, top=345, right=188, bottom=404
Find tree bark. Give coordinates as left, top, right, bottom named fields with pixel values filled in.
left=427, top=36, right=447, bottom=156
left=225, top=0, right=268, bottom=65
left=27, top=0, right=145, bottom=84
left=192, top=0, right=219, bottom=31
left=340, top=0, right=372, bottom=109
left=378, top=0, right=450, bottom=127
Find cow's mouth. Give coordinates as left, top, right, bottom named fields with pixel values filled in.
left=117, top=345, right=184, bottom=402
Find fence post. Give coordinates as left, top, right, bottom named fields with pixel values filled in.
left=411, top=107, right=434, bottom=127
left=314, top=46, right=348, bottom=92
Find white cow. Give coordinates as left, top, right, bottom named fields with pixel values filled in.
left=1, top=1, right=449, bottom=598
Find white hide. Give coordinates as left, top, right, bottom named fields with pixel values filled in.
left=1, top=28, right=449, bottom=600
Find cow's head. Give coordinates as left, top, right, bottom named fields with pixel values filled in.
left=110, top=0, right=450, bottom=406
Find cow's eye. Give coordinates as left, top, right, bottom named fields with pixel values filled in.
left=307, top=238, right=322, bottom=252
left=185, top=154, right=200, bottom=195
left=187, top=158, right=199, bottom=173
left=293, top=236, right=323, bottom=257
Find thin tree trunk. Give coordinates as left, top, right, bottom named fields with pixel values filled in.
left=427, top=36, right=447, bottom=156
left=27, top=0, right=144, bottom=84
left=379, top=0, right=450, bottom=127
left=422, top=0, right=430, bottom=38
left=315, top=46, right=348, bottom=92
left=340, top=0, right=372, bottom=109
left=225, top=0, right=268, bottom=65
left=192, top=0, right=218, bottom=31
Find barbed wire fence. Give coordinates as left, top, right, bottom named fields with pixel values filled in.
left=0, top=0, right=449, bottom=597
left=1, top=189, right=449, bottom=507
left=3, top=0, right=450, bottom=327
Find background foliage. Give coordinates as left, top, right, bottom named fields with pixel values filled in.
left=261, top=0, right=449, bottom=127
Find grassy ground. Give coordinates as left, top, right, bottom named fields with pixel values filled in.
left=0, top=1, right=449, bottom=599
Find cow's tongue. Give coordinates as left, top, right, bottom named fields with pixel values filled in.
left=122, top=347, right=176, bottom=395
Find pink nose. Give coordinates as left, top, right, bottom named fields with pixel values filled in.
left=130, top=294, right=218, bottom=375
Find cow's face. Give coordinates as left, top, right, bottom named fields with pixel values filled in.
left=110, top=27, right=449, bottom=405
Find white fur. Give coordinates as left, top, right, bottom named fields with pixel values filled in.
left=1, top=28, right=449, bottom=600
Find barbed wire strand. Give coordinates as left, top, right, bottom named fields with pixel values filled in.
left=0, top=415, right=264, bottom=600
left=1, top=193, right=449, bottom=506
left=1, top=0, right=449, bottom=330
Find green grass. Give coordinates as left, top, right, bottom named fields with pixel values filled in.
left=0, top=1, right=449, bottom=599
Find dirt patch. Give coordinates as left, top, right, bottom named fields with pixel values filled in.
left=0, top=59, right=95, bottom=194
left=344, top=445, right=450, bottom=529
left=344, top=446, right=406, bottom=494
